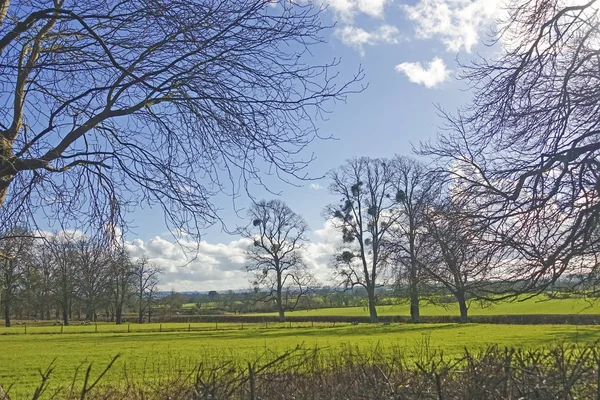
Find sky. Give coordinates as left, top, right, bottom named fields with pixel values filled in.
left=125, top=0, right=507, bottom=292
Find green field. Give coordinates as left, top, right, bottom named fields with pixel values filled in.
left=2, top=322, right=600, bottom=397
left=254, top=296, right=600, bottom=317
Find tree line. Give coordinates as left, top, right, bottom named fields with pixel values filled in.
left=0, top=231, right=162, bottom=327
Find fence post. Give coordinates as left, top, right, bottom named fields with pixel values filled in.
left=312, top=321, right=314, bottom=328
left=188, top=323, right=191, bottom=332
left=215, top=321, right=218, bottom=331
left=128, top=323, right=130, bottom=333
left=60, top=325, right=63, bottom=334
left=241, top=322, right=244, bottom=330
left=95, top=323, right=98, bottom=333
left=248, top=363, right=255, bottom=400
left=289, top=321, right=291, bottom=329
left=24, top=325, right=26, bottom=334
left=160, top=324, right=162, bottom=333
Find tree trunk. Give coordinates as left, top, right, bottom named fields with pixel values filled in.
left=62, top=304, right=69, bottom=326
left=409, top=269, right=420, bottom=323
left=3, top=291, right=10, bottom=327
left=115, top=303, right=122, bottom=324
left=457, top=292, right=468, bottom=323
left=138, top=289, right=144, bottom=324
left=276, top=291, right=285, bottom=322
left=367, top=287, right=378, bottom=323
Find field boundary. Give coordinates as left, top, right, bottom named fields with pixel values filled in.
left=157, top=314, right=600, bottom=325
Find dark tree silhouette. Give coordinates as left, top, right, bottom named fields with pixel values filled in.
left=0, top=0, right=363, bottom=241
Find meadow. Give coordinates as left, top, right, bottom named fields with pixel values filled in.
left=251, top=296, right=600, bottom=317
left=2, top=321, right=600, bottom=398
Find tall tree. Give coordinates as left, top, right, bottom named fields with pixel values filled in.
left=422, top=199, right=498, bottom=323
left=108, top=247, right=133, bottom=325
left=326, top=157, right=400, bottom=323
left=75, top=237, right=109, bottom=322
left=389, top=156, right=441, bottom=323
left=47, top=234, right=79, bottom=326
left=0, top=0, right=362, bottom=239
left=0, top=228, right=33, bottom=327
left=244, top=199, right=314, bottom=322
left=132, top=255, right=162, bottom=324
left=420, top=0, right=600, bottom=296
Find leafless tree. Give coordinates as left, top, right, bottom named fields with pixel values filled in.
left=420, top=0, right=600, bottom=297
left=74, top=237, right=109, bottom=322
left=388, top=156, right=441, bottom=323
left=244, top=199, right=314, bottom=322
left=0, top=227, right=33, bottom=326
left=132, top=255, right=162, bottom=324
left=0, top=0, right=363, bottom=242
left=108, top=246, right=133, bottom=325
left=326, top=157, right=400, bottom=323
left=421, top=199, right=499, bottom=323
left=46, top=232, right=79, bottom=325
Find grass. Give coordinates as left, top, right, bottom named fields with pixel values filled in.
left=257, top=296, right=600, bottom=317
left=2, top=322, right=600, bottom=398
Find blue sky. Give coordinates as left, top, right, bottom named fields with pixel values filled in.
left=122, top=0, right=505, bottom=291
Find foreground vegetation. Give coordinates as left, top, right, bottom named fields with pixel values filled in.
left=3, top=337, right=600, bottom=399
left=2, top=323, right=600, bottom=398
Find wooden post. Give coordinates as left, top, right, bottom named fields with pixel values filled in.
left=188, top=323, right=191, bottom=332
left=128, top=323, right=130, bottom=333
left=95, top=323, right=98, bottom=333
left=24, top=325, right=26, bottom=334
left=248, top=363, right=255, bottom=400
left=215, top=321, right=218, bottom=331
left=311, top=321, right=314, bottom=328
left=160, top=324, right=162, bottom=333
left=60, top=325, right=63, bottom=334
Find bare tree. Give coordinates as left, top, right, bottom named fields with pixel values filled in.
left=108, top=246, right=133, bottom=325
left=420, top=0, right=600, bottom=296
left=421, top=198, right=500, bottom=323
left=75, top=237, right=109, bottom=322
left=388, top=156, right=441, bottom=323
left=326, top=157, right=400, bottom=323
left=132, top=255, right=162, bottom=324
left=244, top=199, right=314, bottom=322
left=0, top=0, right=362, bottom=240
left=47, top=233, right=79, bottom=325
left=0, top=227, right=33, bottom=326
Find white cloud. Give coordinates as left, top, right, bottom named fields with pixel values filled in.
left=327, top=0, right=392, bottom=23
left=395, top=57, right=451, bottom=88
left=336, top=24, right=402, bottom=54
left=310, top=183, right=323, bottom=190
left=123, top=219, right=344, bottom=292
left=403, top=0, right=504, bottom=53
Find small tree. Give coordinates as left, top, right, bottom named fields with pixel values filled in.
left=244, top=200, right=314, bottom=322
left=326, top=157, right=401, bottom=323
left=132, top=255, right=163, bottom=324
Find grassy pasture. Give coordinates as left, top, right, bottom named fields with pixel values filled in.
left=255, top=296, right=600, bottom=317
left=2, top=322, right=600, bottom=397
